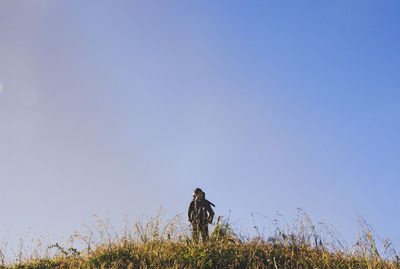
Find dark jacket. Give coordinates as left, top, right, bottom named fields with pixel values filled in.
left=188, top=198, right=215, bottom=224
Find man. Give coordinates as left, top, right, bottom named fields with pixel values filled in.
left=188, top=188, right=215, bottom=242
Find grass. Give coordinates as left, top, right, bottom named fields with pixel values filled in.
left=2, top=208, right=400, bottom=268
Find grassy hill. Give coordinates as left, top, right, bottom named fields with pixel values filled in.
left=3, top=210, right=400, bottom=268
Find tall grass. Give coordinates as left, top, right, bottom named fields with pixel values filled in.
left=2, top=208, right=400, bottom=268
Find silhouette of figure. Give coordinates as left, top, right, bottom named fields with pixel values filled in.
left=188, top=188, right=215, bottom=242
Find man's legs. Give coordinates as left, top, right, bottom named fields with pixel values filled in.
left=192, top=222, right=200, bottom=242
left=200, top=224, right=209, bottom=242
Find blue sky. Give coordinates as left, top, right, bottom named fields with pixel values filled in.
left=1, top=0, right=399, bottom=252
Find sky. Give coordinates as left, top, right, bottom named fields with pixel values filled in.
left=1, top=0, right=400, bottom=254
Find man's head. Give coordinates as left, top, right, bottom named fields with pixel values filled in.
left=193, top=188, right=204, bottom=199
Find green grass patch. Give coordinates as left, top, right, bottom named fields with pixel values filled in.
left=3, top=209, right=400, bottom=268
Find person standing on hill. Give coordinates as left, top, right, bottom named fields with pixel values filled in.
left=188, top=188, right=215, bottom=242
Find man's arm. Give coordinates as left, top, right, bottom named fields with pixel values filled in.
left=206, top=202, right=215, bottom=223
left=188, top=201, right=194, bottom=221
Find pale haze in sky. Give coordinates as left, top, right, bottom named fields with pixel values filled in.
left=1, top=1, right=400, bottom=253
